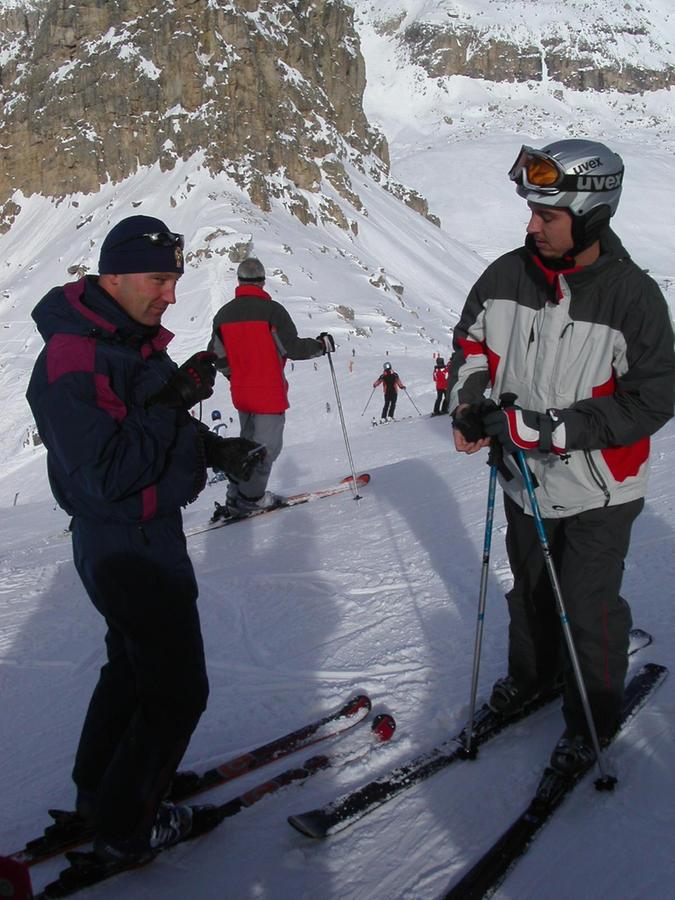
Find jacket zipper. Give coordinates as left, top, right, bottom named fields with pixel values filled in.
left=549, top=321, right=574, bottom=392
left=584, top=451, right=611, bottom=506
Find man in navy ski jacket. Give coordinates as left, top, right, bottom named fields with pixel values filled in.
left=26, top=215, right=261, bottom=865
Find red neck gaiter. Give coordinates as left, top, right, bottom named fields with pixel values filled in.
left=530, top=253, right=584, bottom=303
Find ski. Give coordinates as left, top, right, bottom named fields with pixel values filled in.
left=443, top=662, right=668, bottom=899
left=7, top=693, right=371, bottom=867
left=188, top=473, right=370, bottom=534
left=287, top=628, right=652, bottom=839
left=55, top=474, right=370, bottom=542
left=370, top=416, right=415, bottom=427
left=30, top=714, right=396, bottom=899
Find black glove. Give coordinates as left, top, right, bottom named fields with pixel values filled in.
left=452, top=399, right=498, bottom=443
left=203, top=434, right=267, bottom=482
left=481, top=402, right=566, bottom=455
left=316, top=332, right=335, bottom=354
left=147, top=352, right=217, bottom=409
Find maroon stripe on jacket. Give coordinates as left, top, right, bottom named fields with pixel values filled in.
left=94, top=374, right=127, bottom=422
left=47, top=333, right=96, bottom=383
left=141, top=485, right=158, bottom=521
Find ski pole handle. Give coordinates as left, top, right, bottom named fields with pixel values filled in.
left=499, top=392, right=518, bottom=410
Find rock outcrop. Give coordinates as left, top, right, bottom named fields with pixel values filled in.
left=0, top=0, right=437, bottom=230
left=394, top=17, right=674, bottom=94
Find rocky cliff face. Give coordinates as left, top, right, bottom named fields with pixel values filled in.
left=379, top=9, right=674, bottom=94
left=0, top=0, right=436, bottom=231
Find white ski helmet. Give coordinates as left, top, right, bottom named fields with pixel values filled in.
left=509, top=139, right=624, bottom=250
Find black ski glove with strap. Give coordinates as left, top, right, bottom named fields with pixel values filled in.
left=202, top=433, right=267, bottom=482
left=481, top=402, right=567, bottom=455
left=316, top=332, right=336, bottom=354
left=147, top=351, right=217, bottom=409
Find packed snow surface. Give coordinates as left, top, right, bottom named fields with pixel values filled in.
left=0, top=1, right=674, bottom=897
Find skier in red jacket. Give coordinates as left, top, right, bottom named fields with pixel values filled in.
left=209, top=257, right=334, bottom=516
left=431, top=357, right=449, bottom=416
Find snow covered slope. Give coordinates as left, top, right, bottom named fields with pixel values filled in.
left=352, top=0, right=675, bottom=277
left=0, top=2, right=673, bottom=898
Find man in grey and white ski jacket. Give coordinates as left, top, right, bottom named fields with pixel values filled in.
left=448, top=226, right=674, bottom=518
left=448, top=139, right=674, bottom=773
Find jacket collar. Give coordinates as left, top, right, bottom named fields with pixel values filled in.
left=525, top=227, right=630, bottom=302
left=64, top=277, right=173, bottom=354
left=235, top=284, right=271, bottom=300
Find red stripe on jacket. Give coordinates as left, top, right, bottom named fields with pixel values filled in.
left=457, top=337, right=501, bottom=385
left=593, top=373, right=649, bottom=481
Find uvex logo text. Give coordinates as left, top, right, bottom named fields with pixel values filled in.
left=576, top=173, right=623, bottom=191
left=572, top=157, right=602, bottom=174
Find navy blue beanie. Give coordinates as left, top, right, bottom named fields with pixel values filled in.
left=98, top=215, right=184, bottom=275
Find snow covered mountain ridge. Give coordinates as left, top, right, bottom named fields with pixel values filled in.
left=1, top=0, right=673, bottom=226
left=355, top=0, right=674, bottom=92
left=0, top=0, right=437, bottom=232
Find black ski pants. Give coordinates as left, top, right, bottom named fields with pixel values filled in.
left=502, top=494, right=641, bottom=740
left=433, top=390, right=448, bottom=415
left=381, top=395, right=397, bottom=419
left=71, top=513, right=209, bottom=845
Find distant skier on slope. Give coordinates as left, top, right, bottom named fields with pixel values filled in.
left=373, top=362, right=405, bottom=421
left=431, top=357, right=449, bottom=416
left=208, top=256, right=334, bottom=517
left=448, top=139, right=675, bottom=776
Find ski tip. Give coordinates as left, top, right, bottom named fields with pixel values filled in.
left=638, top=661, right=668, bottom=677
left=344, top=694, right=372, bottom=716
left=0, top=855, right=33, bottom=900
left=287, top=812, right=327, bottom=839
left=339, top=473, right=371, bottom=486
left=371, top=713, right=396, bottom=742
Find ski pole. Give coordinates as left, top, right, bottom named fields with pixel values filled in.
left=325, top=349, right=363, bottom=500
left=494, top=394, right=616, bottom=789
left=403, top=388, right=422, bottom=415
left=461, top=459, right=498, bottom=758
left=361, top=387, right=376, bottom=416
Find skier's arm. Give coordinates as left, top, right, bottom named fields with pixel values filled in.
left=447, top=279, right=492, bottom=414
left=208, top=322, right=231, bottom=378
left=555, top=282, right=675, bottom=449
left=270, top=304, right=324, bottom=360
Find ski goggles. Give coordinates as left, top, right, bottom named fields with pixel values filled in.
left=508, top=146, right=577, bottom=194
left=109, top=231, right=185, bottom=250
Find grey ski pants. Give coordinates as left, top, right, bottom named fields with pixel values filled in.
left=227, top=411, right=285, bottom=501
